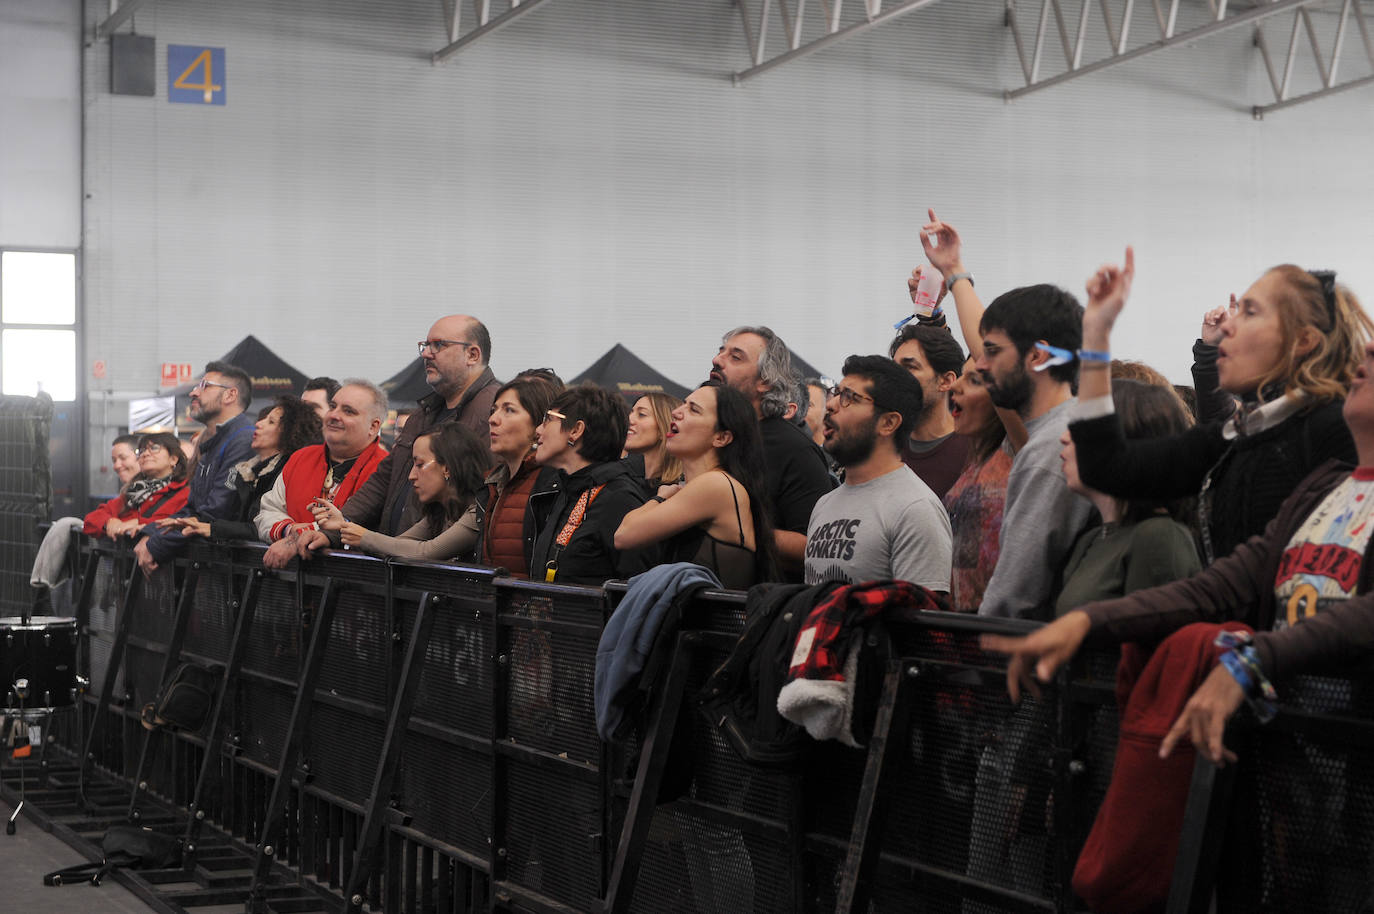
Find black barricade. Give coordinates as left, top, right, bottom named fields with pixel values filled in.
left=0, top=393, right=52, bottom=616
left=58, top=535, right=1374, bottom=913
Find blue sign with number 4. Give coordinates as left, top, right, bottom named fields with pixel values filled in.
left=168, top=45, right=225, bottom=105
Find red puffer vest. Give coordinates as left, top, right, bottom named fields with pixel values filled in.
left=482, top=458, right=541, bottom=578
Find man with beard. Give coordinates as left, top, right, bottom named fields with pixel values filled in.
left=975, top=285, right=1095, bottom=619
left=710, top=326, right=834, bottom=577
left=890, top=323, right=970, bottom=499
left=134, top=361, right=256, bottom=573
left=339, top=315, right=498, bottom=537
left=257, top=379, right=389, bottom=569
left=803, top=355, right=951, bottom=589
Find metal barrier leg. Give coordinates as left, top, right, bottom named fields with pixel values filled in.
left=183, top=566, right=262, bottom=864
left=343, top=591, right=441, bottom=912
left=78, top=560, right=143, bottom=809
left=246, top=577, right=339, bottom=913
left=601, top=630, right=696, bottom=914
left=1166, top=752, right=1237, bottom=914
left=126, top=560, right=202, bottom=823
left=836, top=646, right=914, bottom=914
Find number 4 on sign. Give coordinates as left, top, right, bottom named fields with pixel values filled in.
left=174, top=49, right=221, bottom=104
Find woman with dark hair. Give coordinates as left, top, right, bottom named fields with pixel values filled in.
left=1072, top=250, right=1371, bottom=564
left=83, top=432, right=191, bottom=538
left=171, top=395, right=322, bottom=541
left=479, top=376, right=562, bottom=577
left=623, top=392, right=684, bottom=489
left=616, top=384, right=778, bottom=588
left=320, top=424, right=488, bottom=561
left=1055, top=378, right=1201, bottom=614
left=527, top=384, right=655, bottom=585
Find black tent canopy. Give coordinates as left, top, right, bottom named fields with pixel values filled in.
left=570, top=344, right=690, bottom=404
left=380, top=358, right=432, bottom=407
left=168, top=334, right=311, bottom=400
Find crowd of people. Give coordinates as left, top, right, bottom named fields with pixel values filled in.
left=41, top=209, right=1374, bottom=905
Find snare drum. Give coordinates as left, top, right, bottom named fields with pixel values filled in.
left=0, top=616, right=78, bottom=710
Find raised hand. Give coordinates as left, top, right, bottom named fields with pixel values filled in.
left=1200, top=295, right=1236, bottom=346
left=979, top=611, right=1092, bottom=704
left=919, top=208, right=964, bottom=278
left=1082, top=246, right=1135, bottom=345
left=339, top=522, right=367, bottom=547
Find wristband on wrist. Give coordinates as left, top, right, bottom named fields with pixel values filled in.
left=1214, top=635, right=1279, bottom=723
left=651, top=495, right=666, bottom=503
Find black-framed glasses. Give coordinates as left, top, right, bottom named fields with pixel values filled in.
left=827, top=386, right=875, bottom=409
left=136, top=442, right=166, bottom=456
left=417, top=339, right=471, bottom=356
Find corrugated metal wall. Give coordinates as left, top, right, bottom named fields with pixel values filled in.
left=78, top=0, right=1374, bottom=454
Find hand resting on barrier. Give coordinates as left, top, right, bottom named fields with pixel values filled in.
left=262, top=535, right=299, bottom=570
left=133, top=538, right=158, bottom=575
left=979, top=610, right=1092, bottom=703
left=1159, top=664, right=1243, bottom=767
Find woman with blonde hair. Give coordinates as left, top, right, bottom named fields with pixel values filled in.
left=623, top=392, right=683, bottom=489
left=1071, top=251, right=1372, bottom=563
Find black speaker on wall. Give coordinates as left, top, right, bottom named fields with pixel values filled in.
left=111, top=33, right=155, bottom=96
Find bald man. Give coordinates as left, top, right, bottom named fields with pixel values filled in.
left=341, top=315, right=500, bottom=537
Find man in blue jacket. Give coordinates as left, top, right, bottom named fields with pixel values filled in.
left=134, top=361, right=256, bottom=573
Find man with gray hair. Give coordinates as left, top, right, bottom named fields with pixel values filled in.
left=343, top=314, right=499, bottom=536
left=257, top=379, right=390, bottom=568
left=709, top=326, right=834, bottom=575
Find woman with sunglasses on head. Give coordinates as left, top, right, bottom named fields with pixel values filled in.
left=622, top=392, right=684, bottom=491
left=315, top=423, right=488, bottom=561
left=527, top=384, right=656, bottom=586
left=1070, top=249, right=1370, bottom=564
left=83, top=433, right=191, bottom=538
left=168, top=396, right=322, bottom=542
left=616, top=384, right=778, bottom=589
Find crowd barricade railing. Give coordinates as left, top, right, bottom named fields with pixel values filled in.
left=65, top=534, right=1374, bottom=913
left=1167, top=664, right=1374, bottom=914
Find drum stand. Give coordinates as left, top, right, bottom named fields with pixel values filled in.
left=4, top=678, right=58, bottom=836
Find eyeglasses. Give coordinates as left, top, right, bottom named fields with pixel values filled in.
left=417, top=340, right=471, bottom=356
left=194, top=379, right=233, bottom=392
left=543, top=409, right=567, bottom=424
left=137, top=443, right=166, bottom=456
left=827, top=386, right=875, bottom=409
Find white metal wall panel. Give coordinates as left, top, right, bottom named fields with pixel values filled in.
left=0, top=0, right=81, bottom=249
left=79, top=0, right=1374, bottom=411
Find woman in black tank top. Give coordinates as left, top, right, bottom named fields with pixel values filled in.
left=615, top=385, right=778, bottom=588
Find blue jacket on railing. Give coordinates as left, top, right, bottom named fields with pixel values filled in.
left=143, top=411, right=256, bottom=562
left=594, top=562, right=721, bottom=740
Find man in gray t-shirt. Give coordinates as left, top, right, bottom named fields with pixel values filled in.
left=804, top=355, right=953, bottom=591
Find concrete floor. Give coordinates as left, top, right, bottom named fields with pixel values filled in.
left=0, top=799, right=162, bottom=914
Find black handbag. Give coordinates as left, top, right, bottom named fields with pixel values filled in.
left=44, top=825, right=183, bottom=886
left=140, top=662, right=219, bottom=733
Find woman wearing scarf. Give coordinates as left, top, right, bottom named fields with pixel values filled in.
left=82, top=432, right=191, bottom=537
left=1070, top=251, right=1371, bottom=563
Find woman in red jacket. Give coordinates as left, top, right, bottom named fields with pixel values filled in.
left=82, top=432, right=190, bottom=538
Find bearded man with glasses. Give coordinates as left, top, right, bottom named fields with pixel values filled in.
left=134, top=361, right=257, bottom=573
left=803, top=355, right=952, bottom=590
left=336, top=315, right=499, bottom=538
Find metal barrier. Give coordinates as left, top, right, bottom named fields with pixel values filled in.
left=0, top=392, right=52, bottom=615
left=64, top=536, right=1129, bottom=913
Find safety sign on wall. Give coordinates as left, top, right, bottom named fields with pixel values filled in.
left=168, top=45, right=226, bottom=105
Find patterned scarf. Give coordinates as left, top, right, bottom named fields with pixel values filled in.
left=124, top=476, right=172, bottom=508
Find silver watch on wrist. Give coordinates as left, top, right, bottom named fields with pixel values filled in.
left=945, top=272, right=974, bottom=293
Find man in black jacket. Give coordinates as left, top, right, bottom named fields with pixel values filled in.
left=709, top=325, right=834, bottom=577
left=337, top=315, right=500, bottom=537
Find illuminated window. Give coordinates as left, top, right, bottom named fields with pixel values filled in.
left=0, top=251, right=78, bottom=401
left=2, top=252, right=76, bottom=325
